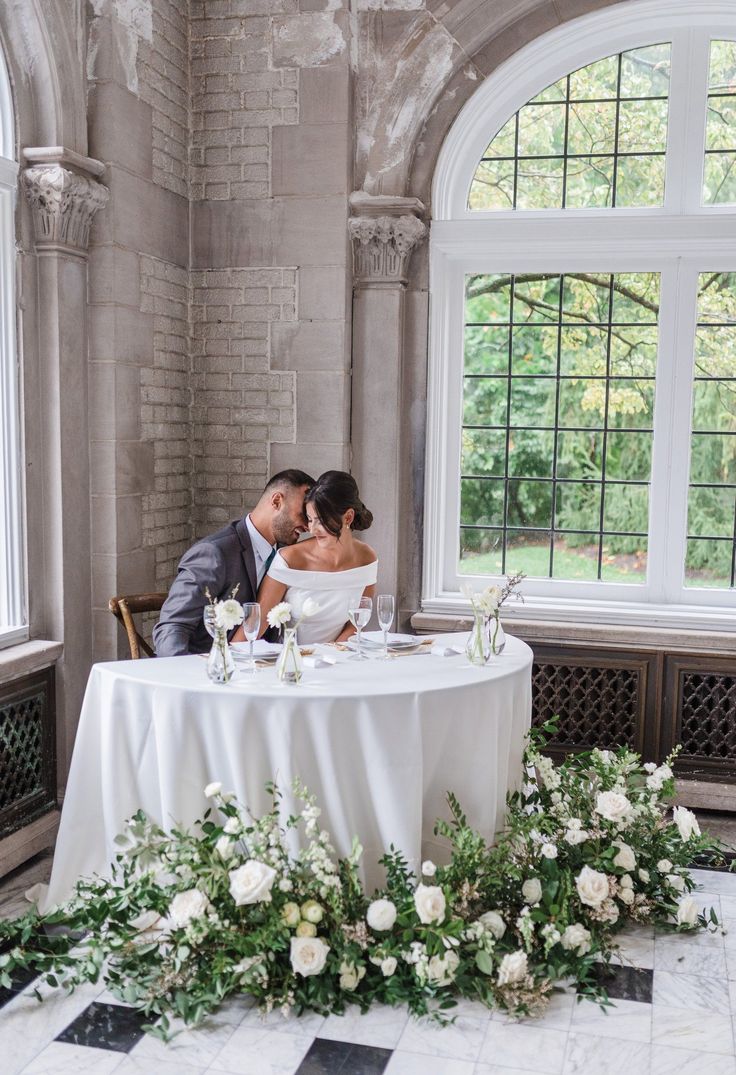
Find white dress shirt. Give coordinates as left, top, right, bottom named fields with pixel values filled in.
left=245, top=515, right=275, bottom=587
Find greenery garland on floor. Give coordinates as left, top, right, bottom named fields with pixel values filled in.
left=0, top=723, right=725, bottom=1040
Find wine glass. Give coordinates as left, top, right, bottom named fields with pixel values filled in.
left=376, top=594, right=395, bottom=659
left=242, top=602, right=261, bottom=674
left=347, top=596, right=373, bottom=661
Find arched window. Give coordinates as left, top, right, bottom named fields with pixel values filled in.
left=0, top=46, right=23, bottom=645
left=425, top=0, right=736, bottom=630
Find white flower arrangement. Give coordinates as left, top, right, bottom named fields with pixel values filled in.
left=0, top=726, right=723, bottom=1039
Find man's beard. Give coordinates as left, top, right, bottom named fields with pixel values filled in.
left=272, top=508, right=301, bottom=546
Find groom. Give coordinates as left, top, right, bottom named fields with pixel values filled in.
left=153, top=469, right=314, bottom=656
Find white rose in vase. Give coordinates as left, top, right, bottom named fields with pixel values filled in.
left=168, top=888, right=210, bottom=928
left=414, top=884, right=446, bottom=925
left=290, top=936, right=330, bottom=976
left=366, top=899, right=397, bottom=932
left=575, top=865, right=610, bottom=907
left=228, top=860, right=277, bottom=906
left=497, top=950, right=528, bottom=985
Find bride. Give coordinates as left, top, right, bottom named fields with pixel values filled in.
left=233, top=470, right=377, bottom=645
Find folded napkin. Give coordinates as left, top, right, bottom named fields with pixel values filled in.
left=302, top=654, right=338, bottom=669
left=431, top=643, right=466, bottom=657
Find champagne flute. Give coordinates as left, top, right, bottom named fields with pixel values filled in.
left=242, top=602, right=261, bottom=674
left=376, top=594, right=395, bottom=659
left=347, top=596, right=372, bottom=661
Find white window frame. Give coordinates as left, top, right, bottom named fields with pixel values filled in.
left=424, top=0, right=736, bottom=631
left=0, top=46, right=25, bottom=648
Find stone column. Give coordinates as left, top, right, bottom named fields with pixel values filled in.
left=21, top=149, right=108, bottom=777
left=349, top=193, right=427, bottom=606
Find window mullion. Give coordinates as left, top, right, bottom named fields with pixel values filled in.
left=677, top=29, right=711, bottom=210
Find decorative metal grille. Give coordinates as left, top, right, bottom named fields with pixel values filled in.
left=531, top=661, right=641, bottom=751
left=0, top=670, right=56, bottom=839
left=679, top=671, right=736, bottom=761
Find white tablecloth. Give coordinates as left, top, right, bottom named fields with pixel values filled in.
left=42, top=634, right=532, bottom=907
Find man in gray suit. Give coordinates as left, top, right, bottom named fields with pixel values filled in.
left=153, top=469, right=315, bottom=656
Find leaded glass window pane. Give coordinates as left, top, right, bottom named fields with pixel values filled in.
left=704, top=41, right=736, bottom=205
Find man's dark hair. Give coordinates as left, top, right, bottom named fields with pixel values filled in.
left=263, top=469, right=315, bottom=495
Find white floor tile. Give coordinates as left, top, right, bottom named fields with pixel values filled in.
left=494, top=991, right=575, bottom=1032
left=117, top=1056, right=207, bottom=1075
left=569, top=998, right=652, bottom=1043
left=650, top=1042, right=736, bottom=1075
left=129, top=1017, right=236, bottom=1069
left=562, top=1033, right=651, bottom=1075
left=207, top=1025, right=313, bottom=1074
left=476, top=1066, right=557, bottom=1075
left=479, top=1021, right=568, bottom=1073
left=0, top=979, right=106, bottom=1075
left=690, top=870, right=736, bottom=896
left=384, top=1050, right=475, bottom=1074
left=239, top=1005, right=325, bottom=1039
left=653, top=934, right=726, bottom=977
left=319, top=1003, right=409, bottom=1048
left=651, top=1005, right=734, bottom=1055
left=610, top=926, right=655, bottom=970
left=20, top=1043, right=123, bottom=1074
left=397, top=1013, right=487, bottom=1063
left=652, top=969, right=730, bottom=1013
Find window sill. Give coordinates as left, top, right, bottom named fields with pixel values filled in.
left=411, top=612, right=736, bottom=655
left=0, top=640, right=63, bottom=684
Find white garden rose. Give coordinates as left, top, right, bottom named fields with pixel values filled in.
left=422, top=860, right=437, bottom=877
left=267, top=601, right=292, bottom=628
left=478, top=910, right=506, bottom=939
left=301, top=900, right=324, bottom=924
left=638, top=868, right=650, bottom=883
left=215, top=599, right=244, bottom=631
left=168, top=888, right=210, bottom=928
left=339, top=960, right=365, bottom=991
left=541, top=843, right=558, bottom=860
left=223, top=816, right=241, bottom=835
left=565, top=827, right=589, bottom=846
left=204, top=782, right=222, bottom=798
left=646, top=764, right=673, bottom=791
left=426, top=950, right=460, bottom=987
left=595, top=791, right=633, bottom=825
left=366, top=899, right=397, bottom=932
left=380, top=956, right=398, bottom=977
left=281, top=902, right=301, bottom=928
left=619, top=886, right=635, bottom=906
left=676, top=895, right=699, bottom=927
left=521, top=878, right=542, bottom=905
left=290, top=936, right=330, bottom=977
left=215, top=835, right=235, bottom=860
left=620, top=874, right=633, bottom=889
left=657, top=858, right=673, bottom=872
left=575, top=866, right=610, bottom=907
left=228, top=860, right=277, bottom=906
left=673, top=806, right=701, bottom=842
left=612, top=841, right=636, bottom=872
left=414, top=884, right=446, bottom=925
left=296, top=920, right=317, bottom=938
left=129, top=909, right=166, bottom=942
left=560, top=923, right=592, bottom=955
left=497, top=950, right=528, bottom=985
left=667, top=873, right=686, bottom=893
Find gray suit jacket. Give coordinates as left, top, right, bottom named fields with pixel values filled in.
left=153, top=518, right=259, bottom=656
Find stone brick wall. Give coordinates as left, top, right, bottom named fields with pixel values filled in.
left=139, top=0, right=190, bottom=198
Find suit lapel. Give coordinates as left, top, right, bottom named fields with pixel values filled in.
left=235, top=517, right=258, bottom=599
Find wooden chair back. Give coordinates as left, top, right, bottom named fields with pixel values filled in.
left=108, top=592, right=167, bottom=659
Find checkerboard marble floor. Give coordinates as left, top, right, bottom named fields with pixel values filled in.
left=1, top=866, right=736, bottom=1074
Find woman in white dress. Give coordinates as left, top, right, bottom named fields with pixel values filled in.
left=233, top=471, right=377, bottom=645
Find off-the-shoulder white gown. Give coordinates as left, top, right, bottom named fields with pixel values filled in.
left=267, top=550, right=378, bottom=644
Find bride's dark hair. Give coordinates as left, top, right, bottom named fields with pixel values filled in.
left=305, top=471, right=373, bottom=538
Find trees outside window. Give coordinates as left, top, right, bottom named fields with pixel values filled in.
left=425, top=2, right=736, bottom=629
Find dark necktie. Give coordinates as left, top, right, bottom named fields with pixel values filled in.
left=263, top=547, right=277, bottom=576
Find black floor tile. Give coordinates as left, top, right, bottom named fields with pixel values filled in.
left=0, top=964, right=41, bottom=1008
left=584, top=963, right=653, bottom=1004
left=296, top=1038, right=393, bottom=1075
left=56, top=1001, right=148, bottom=1053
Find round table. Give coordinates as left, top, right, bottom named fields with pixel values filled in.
left=41, top=633, right=532, bottom=907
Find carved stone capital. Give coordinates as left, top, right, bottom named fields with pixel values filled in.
left=21, top=157, right=109, bottom=255
left=349, top=192, right=427, bottom=286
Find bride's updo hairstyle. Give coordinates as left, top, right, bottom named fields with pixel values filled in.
left=305, top=470, right=373, bottom=538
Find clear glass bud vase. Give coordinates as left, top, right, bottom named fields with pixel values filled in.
left=277, top=627, right=302, bottom=684
left=488, top=612, right=506, bottom=655
left=465, top=611, right=491, bottom=666
left=207, top=628, right=236, bottom=684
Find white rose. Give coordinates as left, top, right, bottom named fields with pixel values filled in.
left=215, top=599, right=244, bottom=631
left=673, top=806, right=701, bottom=843
left=296, top=920, right=317, bottom=938
left=414, top=884, right=446, bottom=925
left=301, top=900, right=324, bottom=924
left=290, top=936, right=330, bottom=976
left=497, top=951, right=528, bottom=985
left=638, top=868, right=650, bottom=883
left=560, top=923, right=592, bottom=955
left=612, top=841, right=636, bottom=872
left=657, top=858, right=673, bottom=872
left=204, top=782, right=222, bottom=798
left=168, top=888, right=210, bottom=928
left=667, top=873, right=686, bottom=893
left=422, top=860, right=437, bottom=877
left=380, top=956, right=398, bottom=977
left=366, top=899, right=397, bottom=932
left=267, top=601, right=292, bottom=628
left=565, top=828, right=589, bottom=846
left=223, top=816, right=241, bottom=835
left=228, top=860, right=277, bottom=906
left=300, top=597, right=320, bottom=619
left=478, top=910, right=506, bottom=939
left=281, top=902, right=301, bottom=928
left=339, top=960, right=365, bottom=991
left=426, top=950, right=460, bottom=987
left=676, top=895, right=699, bottom=927
left=541, top=843, right=558, bottom=859
left=129, top=909, right=165, bottom=942
left=522, top=878, right=542, bottom=905
left=619, top=886, right=635, bottom=906
left=595, top=791, right=632, bottom=825
left=575, top=865, right=610, bottom=907
left=620, top=874, right=633, bottom=889
left=215, top=835, right=235, bottom=860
